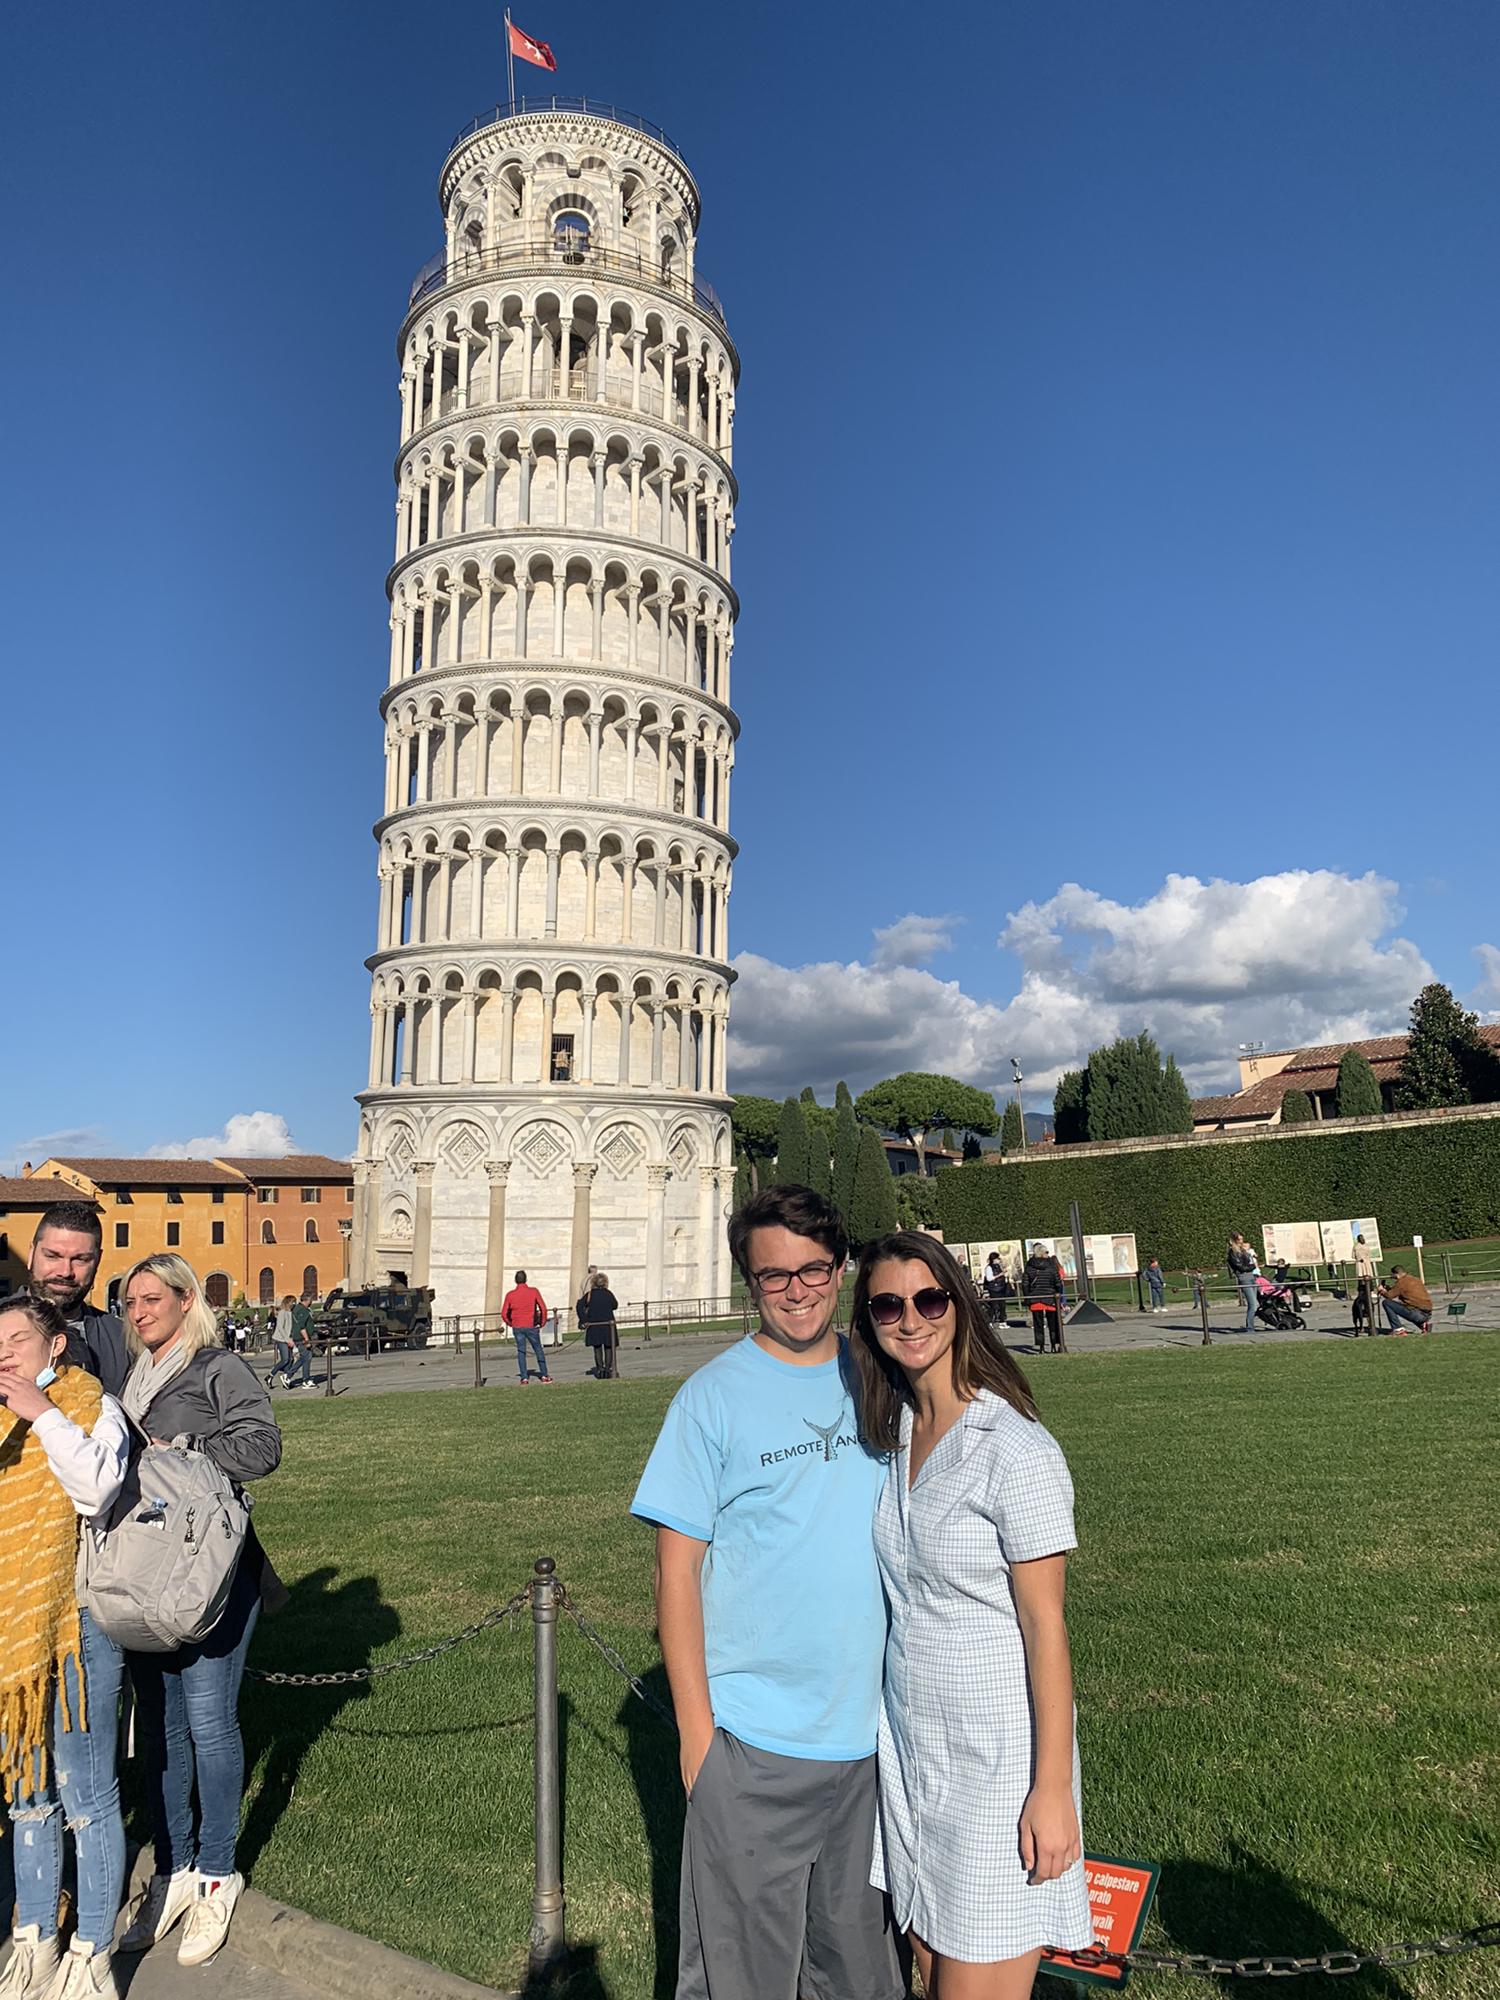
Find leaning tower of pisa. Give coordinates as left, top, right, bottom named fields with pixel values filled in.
left=350, top=97, right=739, bottom=1322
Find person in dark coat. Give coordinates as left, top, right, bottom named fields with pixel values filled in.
left=580, top=1271, right=620, bottom=1378
left=1021, top=1249, right=1066, bottom=1354
left=27, top=1199, right=131, bottom=1396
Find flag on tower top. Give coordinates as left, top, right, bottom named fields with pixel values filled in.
left=508, top=19, right=557, bottom=71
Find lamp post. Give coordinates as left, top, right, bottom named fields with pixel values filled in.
left=1009, top=1058, right=1026, bottom=1151
left=338, top=1216, right=353, bottom=1286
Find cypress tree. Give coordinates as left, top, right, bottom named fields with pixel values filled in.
left=1159, top=1055, right=1194, bottom=1134
left=1335, top=1047, right=1384, bottom=1119
left=832, top=1088, right=859, bottom=1220
left=848, top=1125, right=899, bottom=1246
left=1279, top=1088, right=1315, bottom=1124
left=1054, top=1070, right=1088, bottom=1145
left=732, top=1152, right=753, bottom=1213
left=776, top=1096, right=813, bottom=1187
left=1396, top=983, right=1500, bottom=1109
left=835, top=1079, right=854, bottom=1114
left=1001, top=1100, right=1024, bottom=1152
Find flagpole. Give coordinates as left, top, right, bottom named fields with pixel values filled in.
left=505, top=7, right=515, bottom=110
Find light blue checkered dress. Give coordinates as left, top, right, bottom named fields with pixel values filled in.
left=870, top=1389, right=1094, bottom=1962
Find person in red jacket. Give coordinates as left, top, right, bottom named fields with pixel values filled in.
left=501, top=1270, right=552, bottom=1384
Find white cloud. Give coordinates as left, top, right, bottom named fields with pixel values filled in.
left=0, top=1126, right=109, bottom=1176
left=1471, top=943, right=1500, bottom=1021
left=729, top=869, right=1434, bottom=1103
left=871, top=912, right=961, bottom=969
left=146, top=1111, right=298, bottom=1161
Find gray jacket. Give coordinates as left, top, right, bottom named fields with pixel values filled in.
left=146, top=1349, right=282, bottom=1484
left=64, top=1302, right=131, bottom=1399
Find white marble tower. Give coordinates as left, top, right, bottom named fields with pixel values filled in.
left=351, top=98, right=739, bottom=1321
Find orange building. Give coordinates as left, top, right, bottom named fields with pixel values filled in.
left=216, top=1155, right=356, bottom=1306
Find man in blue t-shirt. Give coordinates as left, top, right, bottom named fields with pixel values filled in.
left=631, top=1185, right=901, bottom=2000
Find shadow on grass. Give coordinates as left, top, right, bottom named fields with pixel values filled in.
left=618, top=1664, right=684, bottom=2000
left=1153, top=1845, right=1414, bottom=1997
left=237, top=1566, right=402, bottom=1876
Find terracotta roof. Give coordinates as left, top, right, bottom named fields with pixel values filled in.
left=1264, top=1026, right=1500, bottom=1075
left=0, top=1176, right=97, bottom=1207
left=44, top=1158, right=246, bottom=1188
left=1199, top=1023, right=1500, bottom=1120
left=216, top=1154, right=353, bottom=1180
left=1189, top=1095, right=1265, bottom=1122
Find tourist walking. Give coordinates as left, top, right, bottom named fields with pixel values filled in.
left=115, top=1257, right=282, bottom=1972
left=26, top=1200, right=130, bottom=1398
left=1021, top=1247, right=1066, bottom=1353
left=631, top=1185, right=902, bottom=2000
left=580, top=1271, right=620, bottom=1378
left=1144, top=1256, right=1166, bottom=1312
left=285, top=1297, right=315, bottom=1388
left=1378, top=1265, right=1433, bottom=1335
left=0, top=1292, right=130, bottom=2000
left=270, top=1295, right=295, bottom=1381
left=1226, top=1233, right=1260, bottom=1332
left=501, top=1270, right=552, bottom=1384
left=849, top=1231, right=1093, bottom=1998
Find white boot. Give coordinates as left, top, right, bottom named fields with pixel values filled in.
left=41, top=1941, right=117, bottom=2000
left=0, top=1930, right=62, bottom=2000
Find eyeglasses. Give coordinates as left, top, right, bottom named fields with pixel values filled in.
left=866, top=1287, right=953, bottom=1327
left=752, top=1259, right=838, bottom=1295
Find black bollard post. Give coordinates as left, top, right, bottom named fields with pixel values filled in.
left=1195, top=1278, right=1212, bottom=1346
left=529, top=1558, right=565, bottom=1975
left=323, top=1341, right=334, bottom=1397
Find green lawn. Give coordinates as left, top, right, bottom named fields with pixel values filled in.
left=230, top=1338, right=1500, bottom=1998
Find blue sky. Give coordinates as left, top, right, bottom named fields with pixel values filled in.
left=4, top=0, right=1498, bottom=1162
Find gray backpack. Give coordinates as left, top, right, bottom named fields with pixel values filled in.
left=78, top=1433, right=250, bottom=1652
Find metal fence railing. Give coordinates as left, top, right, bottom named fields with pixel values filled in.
left=408, top=233, right=726, bottom=324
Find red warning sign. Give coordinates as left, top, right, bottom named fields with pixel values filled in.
left=1040, top=1854, right=1159, bottom=1988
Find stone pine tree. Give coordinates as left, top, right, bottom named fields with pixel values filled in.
left=1053, top=1070, right=1088, bottom=1145
left=848, top=1124, right=900, bottom=1247
left=1160, top=1055, right=1194, bottom=1134
left=1395, top=983, right=1500, bottom=1109
left=776, top=1096, right=813, bottom=1187
left=831, top=1085, right=860, bottom=1220
left=1335, top=1047, right=1384, bottom=1119
left=1279, top=1088, right=1315, bottom=1124
left=1001, top=1099, right=1025, bottom=1152
left=855, top=1073, right=999, bottom=1176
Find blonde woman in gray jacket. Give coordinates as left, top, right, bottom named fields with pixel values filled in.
left=112, top=1257, right=281, bottom=1972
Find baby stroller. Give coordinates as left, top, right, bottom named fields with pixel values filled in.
left=1254, top=1274, right=1306, bottom=1331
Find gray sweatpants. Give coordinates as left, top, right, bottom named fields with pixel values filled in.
left=677, top=1729, right=905, bottom=2000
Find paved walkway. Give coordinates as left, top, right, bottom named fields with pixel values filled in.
left=261, top=1282, right=1499, bottom=1405
left=115, top=1942, right=314, bottom=1999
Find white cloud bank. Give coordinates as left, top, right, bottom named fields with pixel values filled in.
left=1471, top=942, right=1500, bottom=1020
left=729, top=870, right=1436, bottom=1102
left=146, top=1112, right=298, bottom=1161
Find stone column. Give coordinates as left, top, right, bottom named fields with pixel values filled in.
left=628, top=457, right=642, bottom=537
left=697, top=1166, right=717, bottom=1302
left=398, top=1002, right=415, bottom=1083
left=650, top=1000, right=665, bottom=1081
left=468, top=850, right=485, bottom=936
left=583, top=850, right=600, bottom=937
left=505, top=848, right=522, bottom=932
left=510, top=709, right=526, bottom=790
left=586, top=710, right=603, bottom=792
left=482, top=1160, right=510, bottom=1319
left=362, top=1161, right=384, bottom=1286
left=630, top=330, right=644, bottom=412
left=499, top=988, right=516, bottom=1081
left=461, top=989, right=478, bottom=1082
left=552, top=572, right=567, bottom=656
left=592, top=452, right=607, bottom=529
left=579, top=988, right=596, bottom=1082
left=678, top=1002, right=695, bottom=1088
left=548, top=710, right=565, bottom=792
left=540, top=985, right=556, bottom=1071
left=625, top=585, right=641, bottom=667
left=557, top=316, right=572, bottom=399
left=411, top=1160, right=435, bottom=1286
left=521, top=313, right=535, bottom=398
left=568, top=1162, right=597, bottom=1320
left=621, top=856, right=636, bottom=941
left=518, top=445, right=533, bottom=525
left=367, top=1006, right=384, bottom=1089
left=645, top=1164, right=669, bottom=1305
left=589, top=583, right=605, bottom=662
left=544, top=848, right=560, bottom=937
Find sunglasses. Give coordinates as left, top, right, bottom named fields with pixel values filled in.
left=866, top=1287, right=953, bottom=1328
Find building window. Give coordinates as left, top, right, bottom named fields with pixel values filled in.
left=261, top=1220, right=276, bottom=1245
left=554, top=211, right=590, bottom=261
left=345, top=1186, right=355, bottom=1203
left=257, top=1187, right=278, bottom=1204
left=211, top=1220, right=225, bottom=1246
left=302, top=1264, right=319, bottom=1299
left=212, top=1187, right=225, bottom=1204
left=114, top=1222, right=129, bottom=1248
left=550, top=1034, right=575, bottom=1082
left=305, top=1220, right=319, bottom=1243
left=258, top=1266, right=275, bottom=1304
left=115, top=1190, right=132, bottom=1206
left=166, top=1188, right=183, bottom=1205
left=166, top=1222, right=180, bottom=1247
left=300, top=1187, right=321, bottom=1204
left=205, top=1273, right=230, bottom=1309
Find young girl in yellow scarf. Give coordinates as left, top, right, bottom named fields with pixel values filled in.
left=0, top=1293, right=129, bottom=2000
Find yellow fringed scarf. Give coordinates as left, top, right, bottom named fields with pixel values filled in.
left=0, top=1364, right=104, bottom=1800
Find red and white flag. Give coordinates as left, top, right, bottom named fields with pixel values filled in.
left=508, top=19, right=557, bottom=71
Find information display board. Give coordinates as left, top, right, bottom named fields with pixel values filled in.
left=1262, top=1221, right=1323, bottom=1267
left=1026, top=1234, right=1139, bottom=1281
left=1318, top=1217, right=1382, bottom=1264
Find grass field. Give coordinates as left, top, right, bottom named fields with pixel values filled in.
left=224, top=1336, right=1500, bottom=1999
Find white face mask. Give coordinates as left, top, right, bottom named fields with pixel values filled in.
left=35, top=1365, right=58, bottom=1389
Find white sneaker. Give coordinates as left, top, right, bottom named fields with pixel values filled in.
left=0, top=1928, right=62, bottom=2000
left=41, top=1940, right=116, bottom=2000
left=119, top=1868, right=195, bottom=1952
left=177, top=1874, right=242, bottom=1968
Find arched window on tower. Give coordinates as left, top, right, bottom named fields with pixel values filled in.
left=554, top=210, right=590, bottom=264
left=660, top=238, right=676, bottom=284
left=261, top=1220, right=276, bottom=1245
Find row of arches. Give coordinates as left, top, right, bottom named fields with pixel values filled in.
left=375, top=830, right=731, bottom=960
left=368, top=968, right=730, bottom=1096
left=387, top=552, right=733, bottom=700
left=381, top=690, right=733, bottom=830
left=395, top=426, right=733, bottom=577
left=401, top=291, right=733, bottom=455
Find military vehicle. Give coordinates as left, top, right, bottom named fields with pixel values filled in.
left=313, top=1284, right=434, bottom=1353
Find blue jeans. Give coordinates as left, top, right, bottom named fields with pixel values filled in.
left=1237, top=1274, right=1259, bottom=1330
left=128, top=1558, right=261, bottom=1878
left=513, top=1327, right=550, bottom=1380
left=1147, top=1277, right=1165, bottom=1308
left=5, top=1609, right=125, bottom=1947
left=286, top=1341, right=312, bottom=1385
left=1383, top=1298, right=1428, bottom=1331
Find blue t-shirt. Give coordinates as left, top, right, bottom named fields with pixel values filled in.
left=631, top=1335, right=887, bottom=1760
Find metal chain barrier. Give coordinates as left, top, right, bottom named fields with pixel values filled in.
left=240, top=1562, right=1500, bottom=1979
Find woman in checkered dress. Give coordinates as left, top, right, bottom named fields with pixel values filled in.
left=851, top=1232, right=1093, bottom=1998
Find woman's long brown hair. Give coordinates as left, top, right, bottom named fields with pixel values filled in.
left=850, top=1231, right=1038, bottom=1452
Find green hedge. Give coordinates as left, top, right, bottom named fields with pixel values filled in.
left=934, top=1116, right=1500, bottom=1268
